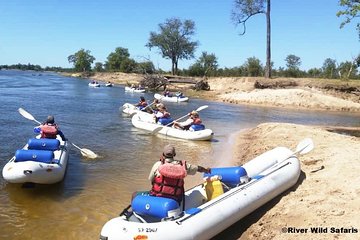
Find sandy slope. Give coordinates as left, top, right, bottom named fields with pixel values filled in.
left=214, top=123, right=360, bottom=240
left=86, top=73, right=360, bottom=112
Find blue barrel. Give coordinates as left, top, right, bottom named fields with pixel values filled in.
left=190, top=124, right=205, bottom=131
left=27, top=138, right=60, bottom=151
left=158, top=118, right=173, bottom=125
left=131, top=195, right=179, bottom=219
left=204, top=166, right=248, bottom=187
left=15, top=149, right=54, bottom=164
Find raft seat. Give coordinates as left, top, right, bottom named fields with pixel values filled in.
left=158, top=118, right=173, bottom=126
left=132, top=195, right=180, bottom=219
left=27, top=138, right=60, bottom=151
left=15, top=149, right=54, bottom=164
left=204, top=166, right=249, bottom=187
left=190, top=124, right=205, bottom=131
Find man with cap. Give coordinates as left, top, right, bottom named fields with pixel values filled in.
left=38, top=115, right=66, bottom=141
left=148, top=144, right=211, bottom=203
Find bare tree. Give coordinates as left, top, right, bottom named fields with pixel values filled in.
left=232, top=0, right=272, bottom=78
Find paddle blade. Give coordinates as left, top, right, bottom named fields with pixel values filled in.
left=196, top=105, right=208, bottom=112
left=296, top=138, right=314, bottom=155
left=80, top=148, right=98, bottom=159
left=18, top=108, right=41, bottom=124
left=152, top=126, right=163, bottom=134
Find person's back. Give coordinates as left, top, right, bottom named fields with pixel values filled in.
left=38, top=115, right=66, bottom=141
left=149, top=145, right=210, bottom=203
left=40, top=116, right=58, bottom=139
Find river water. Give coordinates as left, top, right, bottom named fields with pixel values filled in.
left=0, top=70, right=359, bottom=239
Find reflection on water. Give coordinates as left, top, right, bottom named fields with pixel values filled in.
left=0, top=70, right=359, bottom=239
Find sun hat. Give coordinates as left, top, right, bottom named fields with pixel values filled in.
left=163, top=144, right=176, bottom=158
left=190, top=111, right=199, bottom=117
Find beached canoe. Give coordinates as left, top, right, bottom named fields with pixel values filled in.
left=2, top=135, right=70, bottom=184
left=125, top=86, right=146, bottom=93
left=154, top=93, right=189, bottom=102
left=100, top=139, right=313, bottom=240
left=131, top=112, right=213, bottom=141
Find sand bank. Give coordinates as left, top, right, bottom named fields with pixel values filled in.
left=214, top=122, right=360, bottom=240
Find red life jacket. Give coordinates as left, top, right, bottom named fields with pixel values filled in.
left=139, top=101, right=148, bottom=107
left=150, top=159, right=187, bottom=202
left=40, top=124, right=58, bottom=139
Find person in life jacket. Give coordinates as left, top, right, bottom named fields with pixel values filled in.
left=172, top=110, right=202, bottom=130
left=153, top=104, right=171, bottom=124
left=163, top=88, right=172, bottom=97
left=135, top=96, right=148, bottom=111
left=38, top=115, right=66, bottom=141
left=149, top=144, right=211, bottom=203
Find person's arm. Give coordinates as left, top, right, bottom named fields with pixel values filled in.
left=197, top=165, right=211, bottom=174
left=148, top=162, right=160, bottom=183
left=185, top=162, right=211, bottom=175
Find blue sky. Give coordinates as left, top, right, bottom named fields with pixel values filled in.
left=0, top=0, right=359, bottom=71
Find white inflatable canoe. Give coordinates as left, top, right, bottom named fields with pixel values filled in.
left=100, top=139, right=314, bottom=240
left=154, top=93, right=189, bottom=102
left=125, top=86, right=146, bottom=93
left=2, top=135, right=70, bottom=184
left=131, top=113, right=213, bottom=141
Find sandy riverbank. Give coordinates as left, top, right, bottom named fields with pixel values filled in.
left=80, top=72, right=360, bottom=112
left=214, top=122, right=360, bottom=240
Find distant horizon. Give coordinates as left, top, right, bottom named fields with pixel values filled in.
left=0, top=0, right=359, bottom=72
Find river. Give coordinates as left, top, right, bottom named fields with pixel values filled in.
left=0, top=70, right=359, bottom=239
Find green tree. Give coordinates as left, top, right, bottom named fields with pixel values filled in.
left=307, top=68, right=322, bottom=78
left=243, top=57, right=263, bottom=77
left=232, top=0, right=272, bottom=78
left=146, top=18, right=199, bottom=75
left=338, top=60, right=358, bottom=79
left=285, top=54, right=301, bottom=69
left=136, top=61, right=155, bottom=74
left=120, top=58, right=137, bottom=73
left=68, top=49, right=95, bottom=72
left=94, top=62, right=104, bottom=72
left=189, top=51, right=218, bottom=77
left=322, top=58, right=339, bottom=79
left=106, top=47, right=131, bottom=71
left=337, top=0, right=360, bottom=40
left=284, top=54, right=302, bottom=77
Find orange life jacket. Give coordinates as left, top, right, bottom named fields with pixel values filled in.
left=192, top=117, right=202, bottom=125
left=40, top=124, right=58, bottom=139
left=150, top=159, right=187, bottom=202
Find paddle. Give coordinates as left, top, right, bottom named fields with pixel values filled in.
left=281, top=137, right=314, bottom=162
left=165, top=105, right=209, bottom=127
left=18, top=108, right=98, bottom=159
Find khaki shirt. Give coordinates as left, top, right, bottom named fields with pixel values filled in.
left=148, top=157, right=199, bottom=183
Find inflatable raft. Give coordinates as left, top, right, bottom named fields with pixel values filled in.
left=2, top=135, right=69, bottom=184
left=154, top=93, right=189, bottom=103
left=89, top=82, right=100, bottom=88
left=100, top=139, right=313, bottom=240
left=125, top=86, right=146, bottom=93
left=121, top=103, right=145, bottom=116
left=131, top=113, right=213, bottom=141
